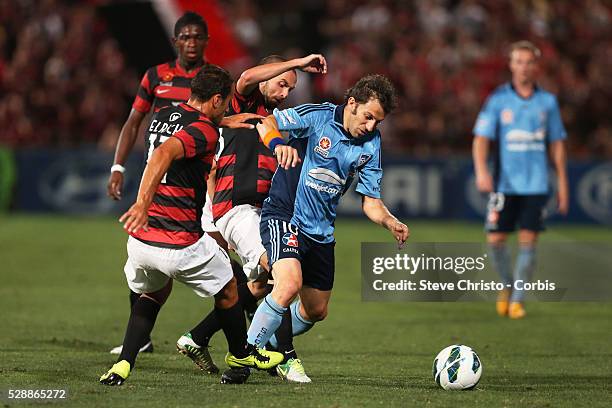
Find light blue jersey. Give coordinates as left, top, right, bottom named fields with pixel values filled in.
left=473, top=83, right=566, bottom=194
left=272, top=103, right=382, bottom=243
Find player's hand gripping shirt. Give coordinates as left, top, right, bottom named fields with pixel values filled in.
left=268, top=103, right=382, bottom=244
left=473, top=83, right=567, bottom=195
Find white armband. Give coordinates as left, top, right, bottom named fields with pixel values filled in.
left=110, top=164, right=126, bottom=174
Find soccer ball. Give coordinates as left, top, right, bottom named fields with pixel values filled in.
left=432, top=345, right=482, bottom=390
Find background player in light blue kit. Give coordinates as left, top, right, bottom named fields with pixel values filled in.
left=472, top=41, right=568, bottom=319
left=246, top=75, right=410, bottom=381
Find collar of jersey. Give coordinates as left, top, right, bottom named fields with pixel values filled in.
left=173, top=59, right=206, bottom=77
left=179, top=103, right=213, bottom=124
left=507, top=82, right=539, bottom=101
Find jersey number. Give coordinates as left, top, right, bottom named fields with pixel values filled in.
left=147, top=133, right=169, bottom=183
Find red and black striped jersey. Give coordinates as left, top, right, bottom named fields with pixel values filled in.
left=130, top=103, right=219, bottom=248
left=132, top=59, right=206, bottom=114
left=212, top=86, right=277, bottom=221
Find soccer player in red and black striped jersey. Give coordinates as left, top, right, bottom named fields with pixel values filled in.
left=106, top=12, right=207, bottom=355
left=176, top=54, right=327, bottom=382
left=108, top=11, right=210, bottom=201
left=106, top=12, right=242, bottom=356
left=100, top=65, right=282, bottom=386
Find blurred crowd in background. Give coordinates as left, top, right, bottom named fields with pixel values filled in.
left=1, top=0, right=611, bottom=158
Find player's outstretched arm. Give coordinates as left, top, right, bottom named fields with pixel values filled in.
left=237, top=54, right=327, bottom=95
left=219, top=113, right=264, bottom=129
left=472, top=135, right=493, bottom=193
left=107, top=109, right=146, bottom=200
left=550, top=139, right=569, bottom=215
left=362, top=195, right=409, bottom=248
left=256, top=115, right=300, bottom=169
left=119, top=137, right=184, bottom=233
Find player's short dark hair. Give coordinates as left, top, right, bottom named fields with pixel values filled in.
left=174, top=12, right=208, bottom=37
left=190, top=65, right=233, bottom=102
left=258, top=55, right=288, bottom=65
left=344, top=74, right=398, bottom=114
left=509, top=40, right=541, bottom=59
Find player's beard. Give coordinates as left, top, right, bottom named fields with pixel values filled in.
left=261, top=82, right=280, bottom=111
left=263, top=95, right=278, bottom=111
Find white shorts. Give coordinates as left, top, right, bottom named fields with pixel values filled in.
left=215, top=204, right=266, bottom=281
left=201, top=193, right=219, bottom=233
left=124, top=234, right=232, bottom=298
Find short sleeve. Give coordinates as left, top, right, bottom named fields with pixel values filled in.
left=547, top=97, right=567, bottom=142
left=273, top=104, right=327, bottom=134
left=355, top=138, right=383, bottom=199
left=473, top=95, right=498, bottom=140
left=172, top=120, right=218, bottom=159
left=132, top=68, right=155, bottom=113
left=231, top=84, right=265, bottom=114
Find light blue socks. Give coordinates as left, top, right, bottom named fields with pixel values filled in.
left=511, top=246, right=536, bottom=302
left=268, top=300, right=314, bottom=349
left=246, top=294, right=287, bottom=347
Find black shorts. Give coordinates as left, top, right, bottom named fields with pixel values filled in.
left=260, top=215, right=335, bottom=291
left=485, top=193, right=548, bottom=233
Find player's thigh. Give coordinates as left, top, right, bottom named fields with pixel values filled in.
left=219, top=205, right=266, bottom=281
left=302, top=239, right=335, bottom=292
left=517, top=194, right=547, bottom=236
left=124, top=236, right=172, bottom=295
left=173, top=234, right=233, bottom=298
left=260, top=217, right=302, bottom=268
left=486, top=193, right=520, bottom=233
left=299, top=286, right=332, bottom=322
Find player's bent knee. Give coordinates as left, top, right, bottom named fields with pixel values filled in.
left=303, top=304, right=328, bottom=322
left=518, top=230, right=538, bottom=245
left=272, top=282, right=300, bottom=306
left=487, top=232, right=507, bottom=245
left=143, top=280, right=173, bottom=306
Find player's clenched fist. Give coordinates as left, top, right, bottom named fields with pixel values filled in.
left=119, top=203, right=149, bottom=233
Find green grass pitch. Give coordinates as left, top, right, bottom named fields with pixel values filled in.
left=1, top=215, right=610, bottom=407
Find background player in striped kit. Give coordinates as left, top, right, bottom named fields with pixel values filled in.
left=176, top=54, right=327, bottom=383
left=99, top=65, right=282, bottom=386
left=472, top=41, right=568, bottom=319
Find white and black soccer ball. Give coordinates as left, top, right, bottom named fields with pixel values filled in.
left=432, top=345, right=482, bottom=390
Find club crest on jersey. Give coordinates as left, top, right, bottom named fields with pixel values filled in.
left=314, top=136, right=331, bottom=157
left=501, top=109, right=513, bottom=124
left=282, top=232, right=299, bottom=248
left=169, top=112, right=182, bottom=122
left=357, top=153, right=373, bottom=168
left=161, top=73, right=174, bottom=82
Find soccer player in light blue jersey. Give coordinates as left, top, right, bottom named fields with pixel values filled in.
left=472, top=41, right=569, bottom=319
left=245, top=75, right=409, bottom=381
